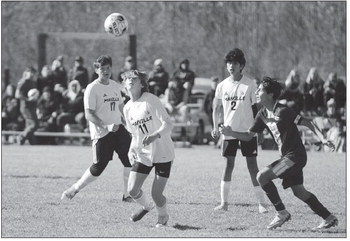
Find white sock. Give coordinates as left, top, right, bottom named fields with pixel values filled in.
left=74, top=168, right=98, bottom=191
left=221, top=180, right=231, bottom=204
left=156, top=202, right=168, bottom=216
left=254, top=186, right=267, bottom=205
left=123, top=167, right=131, bottom=197
left=134, top=190, right=153, bottom=210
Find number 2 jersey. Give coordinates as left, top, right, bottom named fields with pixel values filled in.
left=84, top=79, right=123, bottom=140
left=249, top=102, right=306, bottom=157
left=215, top=75, right=257, bottom=140
left=123, top=92, right=175, bottom=166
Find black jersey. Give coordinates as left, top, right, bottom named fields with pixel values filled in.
left=250, top=102, right=306, bottom=157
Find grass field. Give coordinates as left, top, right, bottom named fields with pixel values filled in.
left=1, top=144, right=346, bottom=238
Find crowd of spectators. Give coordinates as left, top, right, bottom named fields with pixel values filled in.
left=1, top=55, right=346, bottom=152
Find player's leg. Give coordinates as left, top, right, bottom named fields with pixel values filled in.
left=152, top=162, right=172, bottom=227
left=128, top=162, right=154, bottom=222
left=113, top=126, right=133, bottom=201
left=291, top=184, right=338, bottom=229
left=241, top=137, right=268, bottom=213
left=257, top=160, right=291, bottom=229
left=61, top=135, right=112, bottom=200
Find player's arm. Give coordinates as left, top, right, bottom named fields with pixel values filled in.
left=299, top=118, right=335, bottom=151
left=211, top=97, right=222, bottom=138
left=142, top=98, right=174, bottom=146
left=220, top=126, right=256, bottom=142
left=118, top=101, right=126, bottom=126
left=85, top=108, right=106, bottom=129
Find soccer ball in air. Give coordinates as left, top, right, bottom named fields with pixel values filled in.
left=104, top=13, right=128, bottom=37
left=27, top=88, right=40, bottom=101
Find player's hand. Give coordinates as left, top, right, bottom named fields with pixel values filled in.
left=142, top=133, right=160, bottom=146
left=220, top=125, right=233, bottom=136
left=107, top=124, right=120, bottom=132
left=211, top=129, right=219, bottom=139
left=323, top=140, right=335, bottom=152
left=127, top=150, right=138, bottom=165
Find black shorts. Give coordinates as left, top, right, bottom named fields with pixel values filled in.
left=131, top=161, right=172, bottom=178
left=268, top=152, right=307, bottom=189
left=222, top=137, right=258, bottom=157
left=92, top=125, right=132, bottom=167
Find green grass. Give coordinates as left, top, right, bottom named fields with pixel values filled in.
left=1, top=144, right=346, bottom=237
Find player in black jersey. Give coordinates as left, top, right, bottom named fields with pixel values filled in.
left=220, top=77, right=337, bottom=230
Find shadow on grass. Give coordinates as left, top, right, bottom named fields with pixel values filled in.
left=227, top=226, right=247, bottom=231
left=274, top=228, right=346, bottom=234
left=173, top=223, right=202, bottom=230
left=234, top=203, right=253, bottom=207
left=4, top=174, right=76, bottom=180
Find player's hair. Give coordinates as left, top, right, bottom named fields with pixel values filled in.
left=261, top=76, right=283, bottom=101
left=121, top=70, right=149, bottom=93
left=94, top=55, right=112, bottom=68
left=224, top=48, right=246, bottom=68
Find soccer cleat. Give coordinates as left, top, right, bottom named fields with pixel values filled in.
left=267, top=211, right=291, bottom=230
left=130, top=205, right=154, bottom=222
left=122, top=195, right=134, bottom=202
left=259, top=203, right=268, bottom=214
left=313, top=214, right=338, bottom=230
left=214, top=202, right=228, bottom=211
left=61, top=185, right=79, bottom=200
left=155, top=214, right=169, bottom=228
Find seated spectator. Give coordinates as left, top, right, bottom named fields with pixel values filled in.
left=302, top=67, right=324, bottom=116
left=148, top=58, right=169, bottom=97
left=52, top=83, right=66, bottom=107
left=117, top=56, right=135, bottom=83
left=36, top=86, right=59, bottom=144
left=37, top=65, right=55, bottom=94
left=37, top=86, right=59, bottom=132
left=313, top=98, right=341, bottom=136
left=15, top=66, right=39, bottom=145
left=325, top=118, right=346, bottom=153
left=279, top=69, right=304, bottom=113
left=323, top=72, right=346, bottom=110
left=52, top=56, right=68, bottom=89
left=68, top=56, right=89, bottom=90
left=203, top=76, right=219, bottom=126
left=163, top=78, right=190, bottom=123
left=56, top=80, right=85, bottom=132
left=173, top=59, right=196, bottom=95
left=2, top=84, right=24, bottom=131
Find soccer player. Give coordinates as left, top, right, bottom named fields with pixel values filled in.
left=220, top=76, right=338, bottom=230
left=61, top=55, right=132, bottom=202
left=122, top=70, right=174, bottom=227
left=211, top=48, right=267, bottom=213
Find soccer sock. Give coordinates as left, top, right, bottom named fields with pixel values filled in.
left=304, top=193, right=331, bottom=219
left=156, top=201, right=168, bottom=216
left=254, top=185, right=267, bottom=205
left=123, top=167, right=131, bottom=197
left=261, top=181, right=285, bottom=211
left=74, top=168, right=98, bottom=191
left=133, top=190, right=153, bottom=210
left=221, top=180, right=231, bottom=204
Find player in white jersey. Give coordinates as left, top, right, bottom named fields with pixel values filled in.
left=122, top=70, right=174, bottom=227
left=61, top=55, right=132, bottom=202
left=211, top=48, right=267, bottom=213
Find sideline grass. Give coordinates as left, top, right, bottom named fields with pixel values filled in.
left=1, top=144, right=346, bottom=237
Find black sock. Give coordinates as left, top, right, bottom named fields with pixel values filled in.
left=261, top=181, right=285, bottom=211
left=304, top=193, right=331, bottom=219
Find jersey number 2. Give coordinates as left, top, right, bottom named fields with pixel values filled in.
left=231, top=101, right=237, bottom=110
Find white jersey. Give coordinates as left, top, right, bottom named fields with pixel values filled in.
left=215, top=75, right=257, bottom=140
left=84, top=79, right=124, bottom=140
left=123, top=92, right=175, bottom=166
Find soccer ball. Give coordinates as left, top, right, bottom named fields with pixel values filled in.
left=27, top=88, right=40, bottom=101
left=104, top=13, right=128, bottom=37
